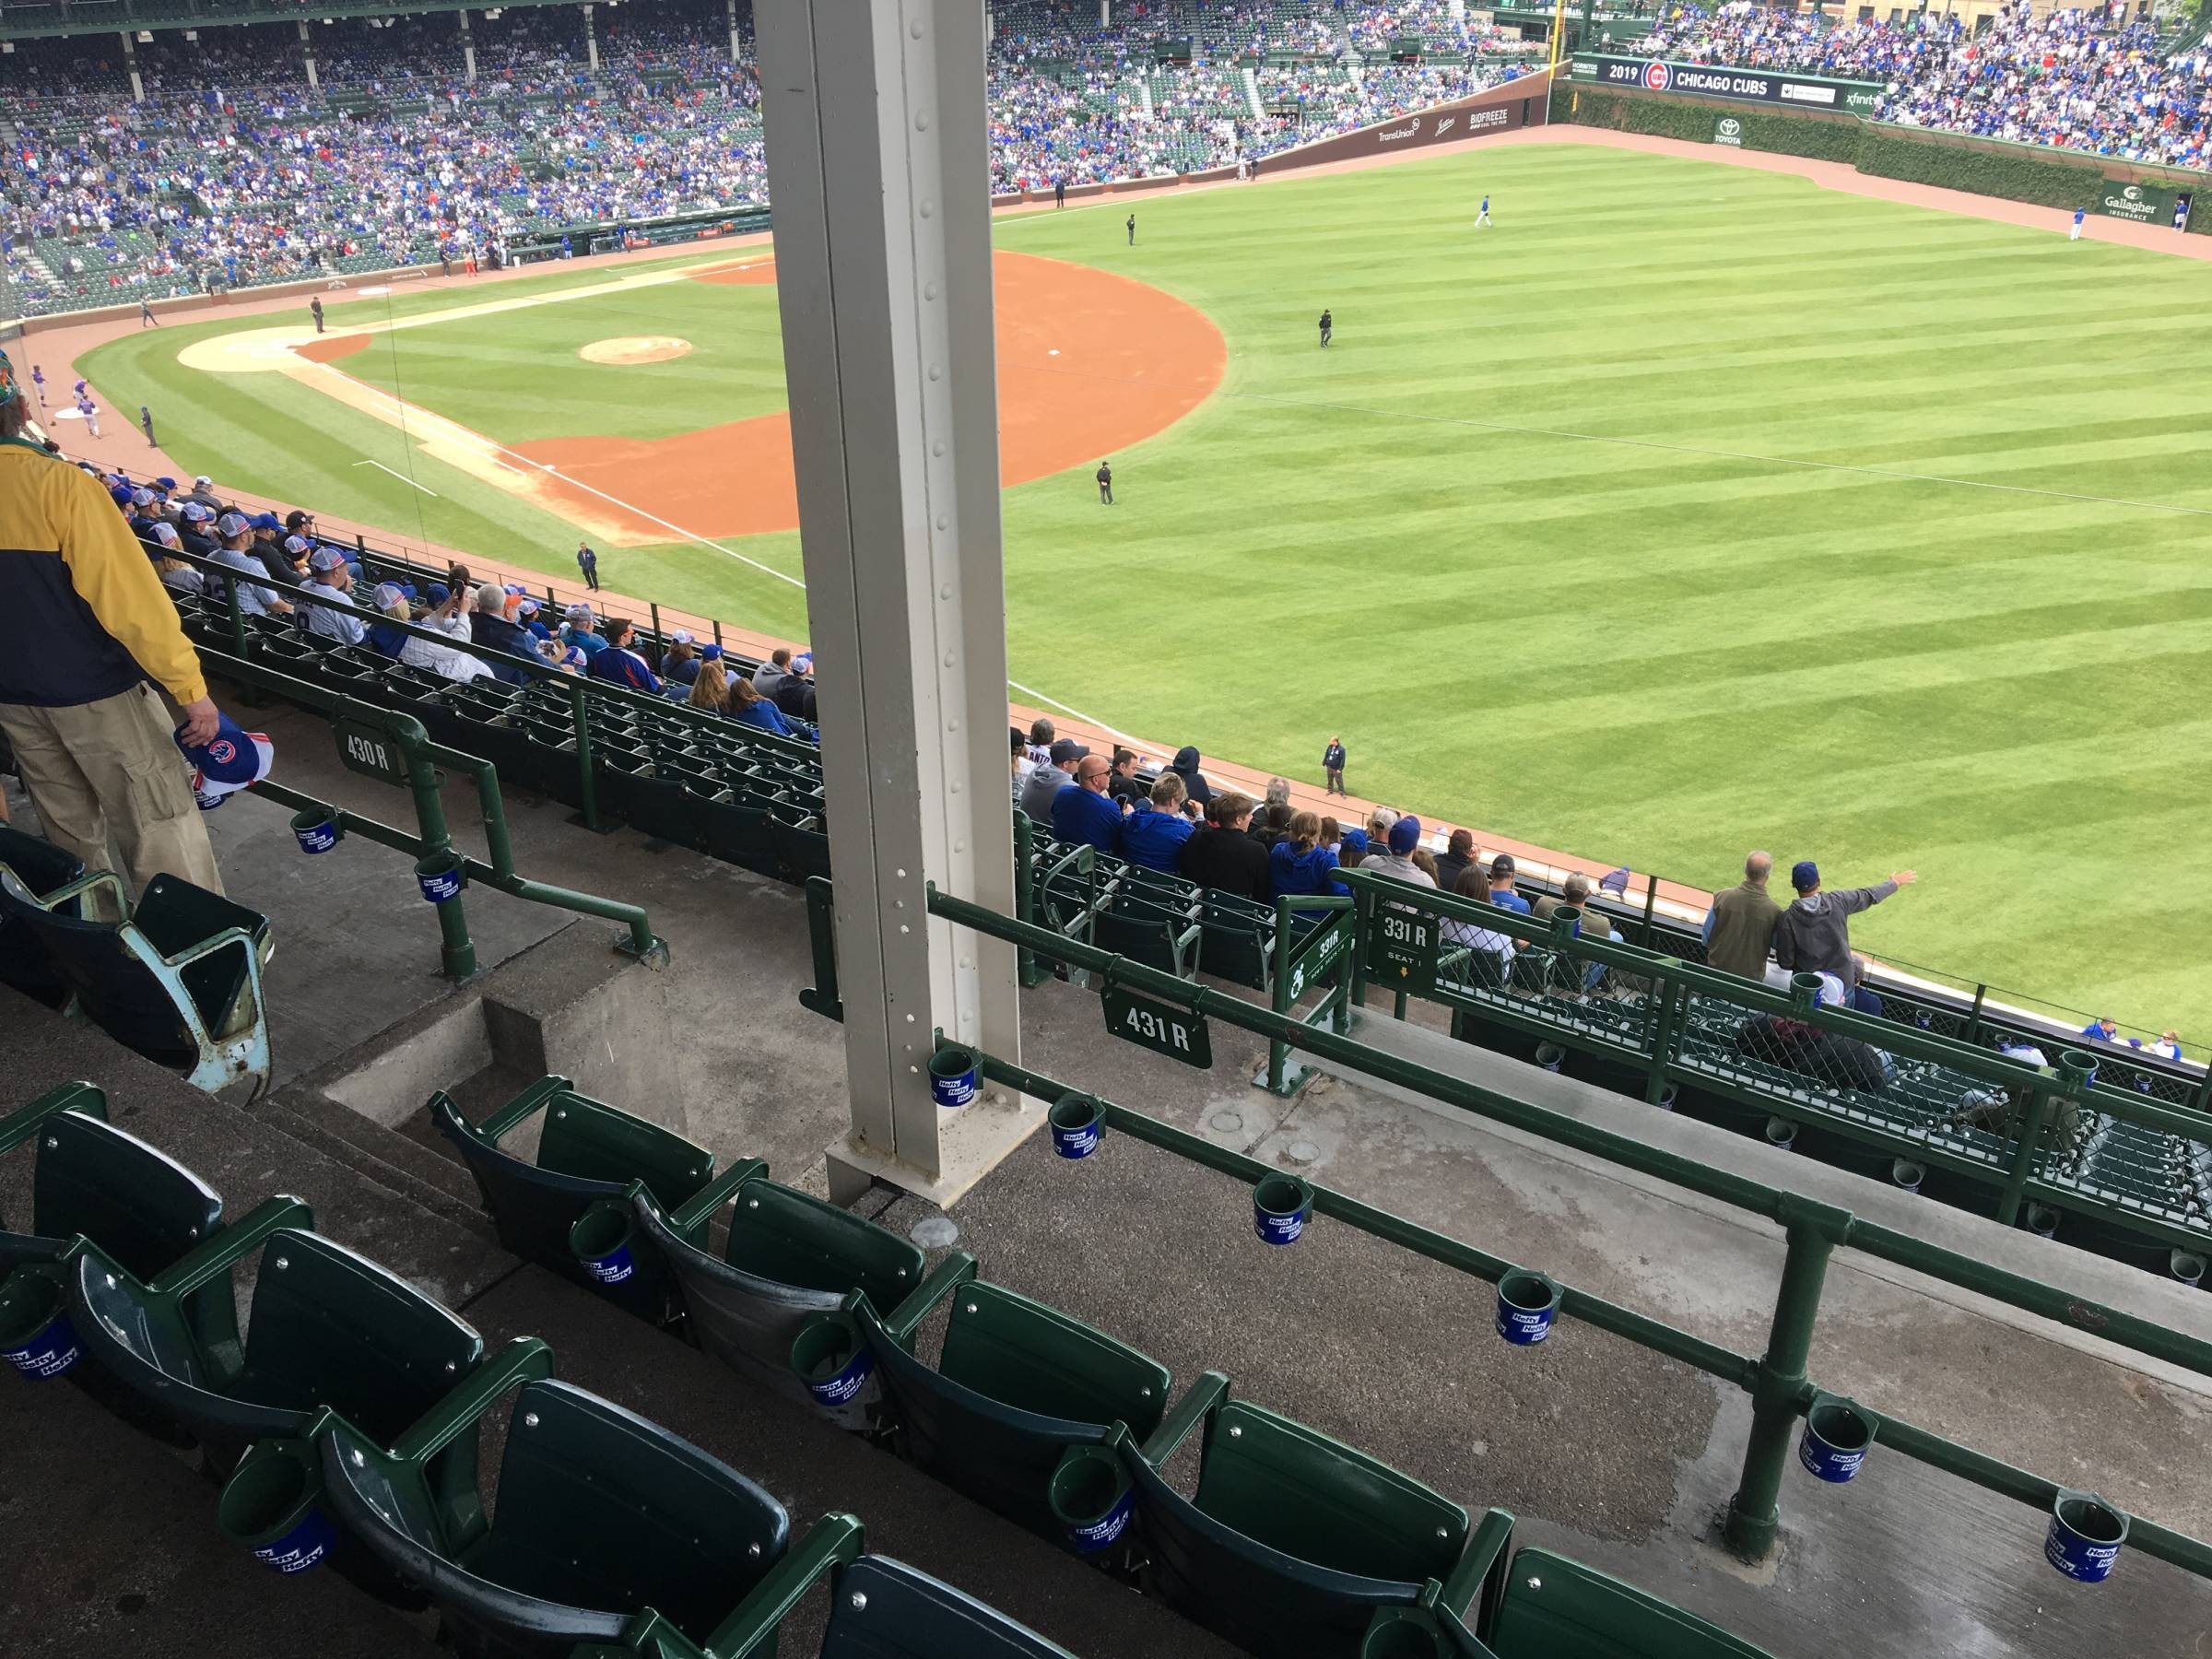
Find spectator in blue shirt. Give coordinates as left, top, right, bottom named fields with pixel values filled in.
left=731, top=675, right=809, bottom=739
left=2081, top=1016, right=2119, bottom=1043
left=1484, top=853, right=1532, bottom=916
left=587, top=618, right=663, bottom=694
left=560, top=605, right=606, bottom=657
left=1270, top=810, right=1348, bottom=912
left=1051, top=752, right=1123, bottom=852
left=1119, top=772, right=1197, bottom=871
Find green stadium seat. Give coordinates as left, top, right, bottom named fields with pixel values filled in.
left=431, top=1077, right=716, bottom=1324
left=1479, top=1544, right=1777, bottom=1659
left=844, top=1265, right=1171, bottom=1547
left=68, top=1223, right=484, bottom=1472
left=691, top=1518, right=1085, bottom=1659
left=0, top=866, right=272, bottom=1098
left=771, top=810, right=833, bottom=885
left=0, top=1083, right=219, bottom=1283
left=1119, top=1375, right=1473, bottom=1658
left=629, top=1171, right=924, bottom=1426
left=0, top=823, right=87, bottom=1009
left=317, top=1372, right=788, bottom=1656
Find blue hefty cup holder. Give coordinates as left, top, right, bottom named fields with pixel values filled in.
left=929, top=1045, right=979, bottom=1110
left=570, top=1201, right=640, bottom=1287
left=289, top=806, right=341, bottom=855
left=1049, top=1442, right=1135, bottom=1556
left=414, top=853, right=465, bottom=903
left=1049, top=1093, right=1104, bottom=1160
left=2046, top=1489, right=2128, bottom=1583
left=2171, top=1251, right=2206, bottom=1288
left=0, top=1269, right=82, bottom=1381
left=218, top=1440, right=336, bottom=1575
left=1797, top=1394, right=1875, bottom=1484
left=1495, top=1267, right=1560, bottom=1346
left=1890, top=1159, right=1924, bottom=1194
left=1253, top=1174, right=1313, bottom=1247
left=791, top=1310, right=876, bottom=1410
left=1534, top=1042, right=1565, bottom=1073
left=1764, top=1116, right=1798, bottom=1152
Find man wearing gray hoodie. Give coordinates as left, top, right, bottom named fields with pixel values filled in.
left=1771, top=861, right=1916, bottom=987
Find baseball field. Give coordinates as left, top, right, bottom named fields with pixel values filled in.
left=79, top=140, right=2212, bottom=1037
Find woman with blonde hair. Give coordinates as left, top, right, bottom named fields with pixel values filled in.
left=1268, top=809, right=1347, bottom=911
left=688, top=645, right=732, bottom=712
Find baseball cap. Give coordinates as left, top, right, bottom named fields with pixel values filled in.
left=1338, top=827, right=1369, bottom=854
left=283, top=535, right=312, bottom=556
left=154, top=476, right=177, bottom=489
left=130, top=488, right=154, bottom=508
left=147, top=522, right=182, bottom=548
left=515, top=598, right=539, bottom=618
left=671, top=629, right=693, bottom=644
left=1489, top=853, right=1516, bottom=878
left=373, top=582, right=406, bottom=609
left=193, top=474, right=213, bottom=488
left=174, top=712, right=275, bottom=810
left=216, top=512, right=251, bottom=537
left=700, top=644, right=724, bottom=662
left=1387, top=815, right=1421, bottom=855
left=111, top=484, right=135, bottom=507
left=427, top=582, right=451, bottom=606
left=308, top=547, right=348, bottom=573
left=251, top=512, right=282, bottom=532
left=1814, top=973, right=1847, bottom=1007
left=1791, top=860, right=1819, bottom=892
left=180, top=501, right=213, bottom=523
left=285, top=509, right=312, bottom=527
left=1048, top=738, right=1088, bottom=764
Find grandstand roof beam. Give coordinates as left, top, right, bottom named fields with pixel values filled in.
left=758, top=0, right=1034, bottom=1206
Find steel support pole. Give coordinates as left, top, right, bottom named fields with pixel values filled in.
left=1724, top=1209, right=1839, bottom=1559
left=758, top=0, right=1030, bottom=1205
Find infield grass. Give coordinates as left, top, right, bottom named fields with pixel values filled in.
left=84, top=143, right=2212, bottom=1035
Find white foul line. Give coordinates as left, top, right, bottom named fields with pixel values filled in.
left=352, top=457, right=440, bottom=496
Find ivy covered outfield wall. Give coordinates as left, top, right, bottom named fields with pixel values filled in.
left=1550, top=83, right=2212, bottom=238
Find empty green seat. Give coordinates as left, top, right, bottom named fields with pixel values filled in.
left=318, top=1373, right=788, bottom=1657
left=0, top=823, right=85, bottom=1008
left=70, top=1224, right=480, bottom=1470
left=432, top=1077, right=715, bottom=1324
left=687, top=1516, right=1083, bottom=1659
left=1121, top=1377, right=1472, bottom=1658
left=1478, top=1542, right=1776, bottom=1659
left=629, top=1170, right=924, bottom=1426
left=0, top=1083, right=218, bottom=1282
left=851, top=1265, right=1170, bottom=1547
left=0, top=867, right=273, bottom=1097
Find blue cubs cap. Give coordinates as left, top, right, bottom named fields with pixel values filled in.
left=1338, top=827, right=1368, bottom=854
left=700, top=644, right=724, bottom=661
left=154, top=476, right=177, bottom=489
left=1388, top=815, right=1421, bottom=855
left=111, top=484, right=135, bottom=506
left=1792, top=861, right=1819, bottom=892
left=427, top=582, right=451, bottom=605
left=175, top=712, right=275, bottom=809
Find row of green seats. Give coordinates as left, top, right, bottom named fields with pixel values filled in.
left=432, top=1077, right=1783, bottom=1659
left=0, top=1082, right=1097, bottom=1658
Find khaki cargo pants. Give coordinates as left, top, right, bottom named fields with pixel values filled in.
left=0, top=684, right=225, bottom=901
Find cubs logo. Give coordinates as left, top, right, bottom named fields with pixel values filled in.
left=1643, top=61, right=1670, bottom=91
left=207, top=738, right=239, bottom=765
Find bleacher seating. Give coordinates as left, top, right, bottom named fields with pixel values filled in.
left=0, top=827, right=274, bottom=1097
left=1, top=1070, right=1799, bottom=1658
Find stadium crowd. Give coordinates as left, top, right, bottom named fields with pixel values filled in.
left=1644, top=1, right=2212, bottom=170
left=2, top=0, right=1539, bottom=310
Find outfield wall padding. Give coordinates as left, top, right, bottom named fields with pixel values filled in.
left=1265, top=70, right=1555, bottom=171
left=1553, top=81, right=2210, bottom=236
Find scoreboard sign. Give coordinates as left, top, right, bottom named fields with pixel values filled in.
left=1572, top=53, right=1881, bottom=114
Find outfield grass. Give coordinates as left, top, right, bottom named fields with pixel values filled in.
left=83, top=143, right=2212, bottom=1035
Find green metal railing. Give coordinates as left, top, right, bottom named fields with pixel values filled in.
left=1315, top=868, right=2212, bottom=1261
left=797, top=874, right=2212, bottom=1578
left=199, top=648, right=666, bottom=978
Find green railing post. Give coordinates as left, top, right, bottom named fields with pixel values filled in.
left=1724, top=1201, right=1843, bottom=1560
left=798, top=876, right=842, bottom=1021
left=1965, top=982, right=1989, bottom=1048
left=569, top=680, right=603, bottom=832
left=1639, top=872, right=1659, bottom=948
left=1262, top=897, right=1300, bottom=1095
left=1012, top=810, right=1042, bottom=989
left=1347, top=883, right=1373, bottom=1012
left=1994, top=1087, right=2055, bottom=1229
left=1642, top=977, right=1682, bottom=1104
left=649, top=601, right=662, bottom=643
left=222, top=567, right=248, bottom=659
left=398, top=724, right=477, bottom=982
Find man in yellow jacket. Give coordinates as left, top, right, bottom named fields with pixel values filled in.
left=0, top=348, right=226, bottom=897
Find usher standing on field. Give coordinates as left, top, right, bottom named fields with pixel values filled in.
left=1318, top=309, right=1333, bottom=347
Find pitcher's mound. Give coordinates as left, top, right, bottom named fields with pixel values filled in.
left=580, top=335, right=691, bottom=365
